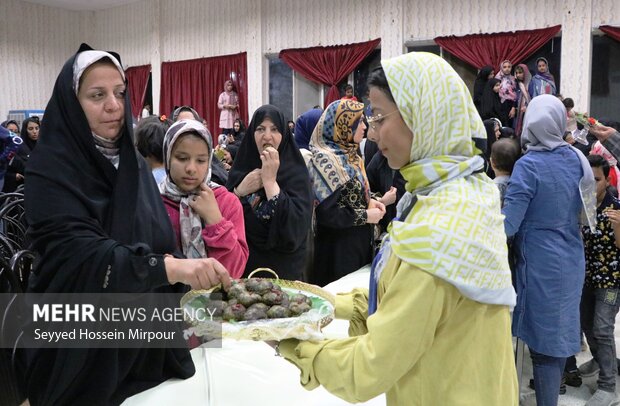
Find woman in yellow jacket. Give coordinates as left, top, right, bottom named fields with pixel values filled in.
left=278, top=52, right=519, bottom=405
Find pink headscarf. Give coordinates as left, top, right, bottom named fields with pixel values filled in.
left=591, top=141, right=620, bottom=189
left=495, top=60, right=517, bottom=103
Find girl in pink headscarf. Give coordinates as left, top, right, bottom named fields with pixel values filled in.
left=218, top=79, right=239, bottom=135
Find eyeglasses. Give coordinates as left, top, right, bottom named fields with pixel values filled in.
left=366, top=110, right=399, bottom=130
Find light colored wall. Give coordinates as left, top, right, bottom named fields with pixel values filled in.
left=4, top=0, right=620, bottom=119
left=0, top=0, right=92, bottom=119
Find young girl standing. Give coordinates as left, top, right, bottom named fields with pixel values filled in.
left=160, top=119, right=248, bottom=278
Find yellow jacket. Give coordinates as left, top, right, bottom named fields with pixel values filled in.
left=280, top=253, right=518, bottom=405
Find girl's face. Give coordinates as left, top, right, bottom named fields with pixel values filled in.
left=233, top=122, right=241, bottom=132
left=169, top=134, right=211, bottom=193
left=225, top=82, right=233, bottom=91
left=493, top=82, right=501, bottom=93
left=537, top=60, right=548, bottom=73
left=592, top=166, right=608, bottom=203
left=515, top=70, right=524, bottom=81
left=501, top=62, right=512, bottom=75
left=27, top=121, right=40, bottom=141
left=367, top=86, right=412, bottom=169
left=254, top=117, right=282, bottom=151
left=494, top=123, right=501, bottom=140
left=6, top=123, right=18, bottom=133
left=77, top=62, right=125, bottom=140
left=488, top=71, right=495, bottom=80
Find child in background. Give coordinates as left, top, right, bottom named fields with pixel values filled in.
left=490, top=138, right=521, bottom=206
left=159, top=119, right=248, bottom=278
left=563, top=98, right=577, bottom=136
left=578, top=154, right=620, bottom=406
left=341, top=84, right=358, bottom=101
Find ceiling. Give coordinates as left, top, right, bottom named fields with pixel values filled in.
left=20, top=0, right=142, bottom=11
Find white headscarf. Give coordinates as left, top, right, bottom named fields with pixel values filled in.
left=73, top=50, right=125, bottom=94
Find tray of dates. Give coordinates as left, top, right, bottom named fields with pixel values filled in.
left=180, top=268, right=335, bottom=341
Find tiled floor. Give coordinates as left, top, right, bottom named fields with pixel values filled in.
left=518, top=312, right=620, bottom=405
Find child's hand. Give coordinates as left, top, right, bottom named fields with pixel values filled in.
left=189, top=183, right=223, bottom=225
left=604, top=208, right=620, bottom=228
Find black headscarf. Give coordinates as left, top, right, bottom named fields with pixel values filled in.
left=23, top=44, right=193, bottom=405
left=226, top=105, right=312, bottom=280
left=480, top=78, right=506, bottom=124
left=473, top=65, right=493, bottom=111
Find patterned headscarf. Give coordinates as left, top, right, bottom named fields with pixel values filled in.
left=495, top=60, right=517, bottom=103
left=370, top=52, right=515, bottom=311
left=159, top=119, right=218, bottom=259
left=308, top=99, right=370, bottom=203
left=521, top=94, right=596, bottom=231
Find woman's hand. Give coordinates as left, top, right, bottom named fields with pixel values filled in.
left=165, top=256, right=231, bottom=290
left=235, top=169, right=263, bottom=197
left=589, top=124, right=617, bottom=142
left=189, top=183, right=223, bottom=225
left=379, top=187, right=397, bottom=206
left=261, top=147, right=281, bottom=199
left=260, top=147, right=280, bottom=186
left=366, top=199, right=386, bottom=224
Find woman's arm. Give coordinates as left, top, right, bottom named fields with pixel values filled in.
left=279, top=262, right=461, bottom=402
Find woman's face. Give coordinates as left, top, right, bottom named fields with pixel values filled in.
left=493, top=82, right=501, bottom=93
left=367, top=86, right=412, bottom=169
left=27, top=121, right=40, bottom=141
left=254, top=117, right=282, bottom=152
left=6, top=123, right=18, bottom=133
left=77, top=62, right=125, bottom=140
left=225, top=82, right=233, bottom=91
left=233, top=122, right=241, bottom=132
left=169, top=134, right=211, bottom=193
left=537, top=60, right=548, bottom=73
left=288, top=122, right=295, bottom=131
left=488, top=70, right=495, bottom=80
left=353, top=117, right=366, bottom=144
left=494, top=123, right=501, bottom=140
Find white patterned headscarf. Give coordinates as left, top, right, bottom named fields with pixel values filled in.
left=521, top=94, right=596, bottom=231
left=159, top=119, right=219, bottom=259
left=376, top=52, right=515, bottom=307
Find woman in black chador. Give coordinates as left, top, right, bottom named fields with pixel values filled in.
left=23, top=44, right=230, bottom=405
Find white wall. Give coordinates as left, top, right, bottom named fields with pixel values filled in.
left=0, top=0, right=92, bottom=119
left=4, top=0, right=620, bottom=119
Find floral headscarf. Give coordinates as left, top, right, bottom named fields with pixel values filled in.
left=495, top=60, right=517, bottom=103
left=159, top=119, right=218, bottom=258
left=308, top=99, right=370, bottom=203
left=369, top=52, right=515, bottom=313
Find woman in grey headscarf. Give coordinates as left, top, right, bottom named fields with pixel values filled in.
left=502, top=94, right=596, bottom=406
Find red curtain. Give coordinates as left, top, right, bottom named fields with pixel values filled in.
left=125, top=65, right=150, bottom=119
left=601, top=26, right=620, bottom=42
left=279, top=38, right=381, bottom=107
left=434, top=25, right=561, bottom=69
left=160, top=52, right=248, bottom=139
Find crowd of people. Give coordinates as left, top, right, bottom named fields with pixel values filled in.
left=3, top=43, right=620, bottom=406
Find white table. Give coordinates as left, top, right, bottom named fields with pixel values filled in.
left=123, top=267, right=385, bottom=406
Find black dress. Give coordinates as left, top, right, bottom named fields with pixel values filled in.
left=226, top=105, right=313, bottom=281
left=22, top=44, right=194, bottom=406
left=312, top=178, right=374, bottom=286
